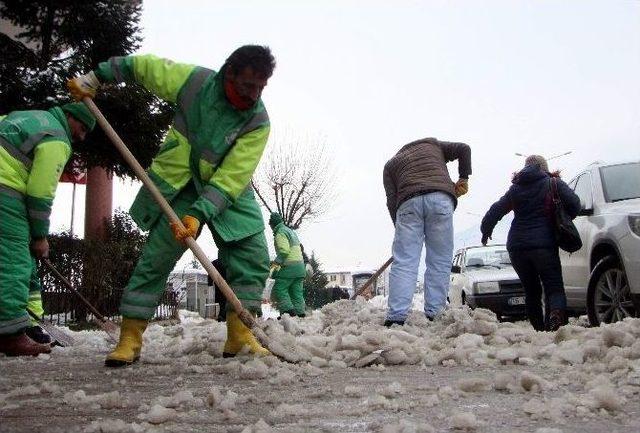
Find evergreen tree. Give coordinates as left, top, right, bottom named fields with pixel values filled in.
left=303, top=252, right=331, bottom=309
left=0, top=0, right=173, bottom=176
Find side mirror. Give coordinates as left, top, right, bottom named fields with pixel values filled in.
left=451, top=265, right=461, bottom=274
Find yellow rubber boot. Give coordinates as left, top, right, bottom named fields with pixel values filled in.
left=223, top=311, right=270, bottom=358
left=105, top=318, right=147, bottom=367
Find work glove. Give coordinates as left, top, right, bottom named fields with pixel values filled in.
left=170, top=215, right=200, bottom=242
left=30, top=238, right=49, bottom=258
left=270, top=262, right=281, bottom=274
left=67, top=71, right=101, bottom=100
left=454, top=178, right=469, bottom=198
left=481, top=233, right=491, bottom=246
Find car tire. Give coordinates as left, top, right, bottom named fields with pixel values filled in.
left=587, top=255, right=636, bottom=326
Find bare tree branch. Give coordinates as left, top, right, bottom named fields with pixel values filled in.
left=251, top=179, right=272, bottom=213
left=254, top=128, right=336, bottom=229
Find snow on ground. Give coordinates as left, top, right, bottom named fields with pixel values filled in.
left=1, top=299, right=640, bottom=432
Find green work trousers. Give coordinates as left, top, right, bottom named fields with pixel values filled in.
left=271, top=277, right=305, bottom=316
left=120, top=184, right=270, bottom=320
left=0, top=191, right=42, bottom=335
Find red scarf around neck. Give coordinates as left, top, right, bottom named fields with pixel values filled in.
left=224, top=79, right=252, bottom=110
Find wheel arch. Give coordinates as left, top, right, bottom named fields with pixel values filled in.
left=590, top=240, right=623, bottom=272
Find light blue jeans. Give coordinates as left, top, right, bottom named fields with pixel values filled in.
left=386, top=192, right=454, bottom=321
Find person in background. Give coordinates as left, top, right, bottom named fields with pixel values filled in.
left=383, top=137, right=471, bottom=326
left=481, top=155, right=580, bottom=331
left=69, top=45, right=276, bottom=365
left=268, top=212, right=307, bottom=317
left=0, top=102, right=95, bottom=356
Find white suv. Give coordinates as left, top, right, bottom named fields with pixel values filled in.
left=560, top=161, right=640, bottom=325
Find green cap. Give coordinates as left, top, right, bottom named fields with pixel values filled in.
left=269, top=212, right=284, bottom=228
left=61, top=102, right=96, bottom=131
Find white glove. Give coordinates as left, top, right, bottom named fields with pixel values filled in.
left=67, top=71, right=101, bottom=100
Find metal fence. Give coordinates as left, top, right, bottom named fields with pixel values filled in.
left=40, top=266, right=180, bottom=325
left=40, top=216, right=180, bottom=326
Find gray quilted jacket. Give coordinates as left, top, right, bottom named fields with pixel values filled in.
left=383, top=137, right=472, bottom=222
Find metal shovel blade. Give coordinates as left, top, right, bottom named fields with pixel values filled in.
left=95, top=318, right=120, bottom=343
left=26, top=309, right=75, bottom=347
left=39, top=319, right=75, bottom=347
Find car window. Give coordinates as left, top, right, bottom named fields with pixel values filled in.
left=599, top=162, right=640, bottom=202
left=464, top=246, right=510, bottom=268
left=573, top=173, right=593, bottom=209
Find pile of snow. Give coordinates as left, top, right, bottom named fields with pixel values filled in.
left=451, top=411, right=482, bottom=430
left=369, top=293, right=424, bottom=311
left=63, top=390, right=128, bottom=409
left=14, top=298, right=640, bottom=429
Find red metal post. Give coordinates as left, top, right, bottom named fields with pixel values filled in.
left=84, top=166, right=113, bottom=241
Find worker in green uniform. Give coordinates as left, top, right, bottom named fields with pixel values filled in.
left=68, top=45, right=276, bottom=366
left=0, top=103, right=96, bottom=356
left=268, top=213, right=307, bottom=317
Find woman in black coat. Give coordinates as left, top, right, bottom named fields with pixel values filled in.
left=481, top=155, right=581, bottom=331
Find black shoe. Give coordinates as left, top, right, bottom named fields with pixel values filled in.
left=25, top=326, right=52, bottom=345
left=276, top=310, right=297, bottom=320
left=547, top=309, right=567, bottom=332
left=383, top=319, right=405, bottom=328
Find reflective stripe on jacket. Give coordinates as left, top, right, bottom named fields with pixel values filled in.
left=0, top=108, right=72, bottom=238
left=96, top=55, right=270, bottom=241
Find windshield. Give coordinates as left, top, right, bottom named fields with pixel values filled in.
left=465, top=246, right=511, bottom=268
left=600, top=163, right=640, bottom=202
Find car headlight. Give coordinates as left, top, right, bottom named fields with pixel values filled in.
left=629, top=215, right=640, bottom=237
left=474, top=281, right=500, bottom=294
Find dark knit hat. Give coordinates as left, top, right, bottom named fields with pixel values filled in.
left=269, top=212, right=283, bottom=228
left=61, top=103, right=96, bottom=131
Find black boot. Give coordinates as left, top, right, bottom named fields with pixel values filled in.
left=277, top=310, right=297, bottom=320
left=383, top=319, right=405, bottom=327
left=547, top=309, right=567, bottom=332
left=25, top=326, right=52, bottom=345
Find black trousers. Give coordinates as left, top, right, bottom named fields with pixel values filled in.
left=509, top=247, right=567, bottom=331
left=207, top=259, right=227, bottom=322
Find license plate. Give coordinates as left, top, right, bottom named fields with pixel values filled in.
left=508, top=296, right=525, bottom=306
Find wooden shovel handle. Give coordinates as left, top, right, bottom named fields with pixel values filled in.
left=82, top=98, right=252, bottom=326
left=350, top=257, right=394, bottom=300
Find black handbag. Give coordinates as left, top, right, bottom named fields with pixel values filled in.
left=550, top=178, right=583, bottom=253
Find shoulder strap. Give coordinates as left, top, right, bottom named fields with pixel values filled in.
left=549, top=177, right=561, bottom=204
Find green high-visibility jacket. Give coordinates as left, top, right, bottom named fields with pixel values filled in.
left=95, top=55, right=270, bottom=241
left=272, top=223, right=306, bottom=278
left=0, top=108, right=72, bottom=238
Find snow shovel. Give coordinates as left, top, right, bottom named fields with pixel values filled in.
left=82, top=98, right=300, bottom=363
left=350, top=256, right=393, bottom=300
left=42, top=258, right=119, bottom=343
left=26, top=308, right=75, bottom=347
